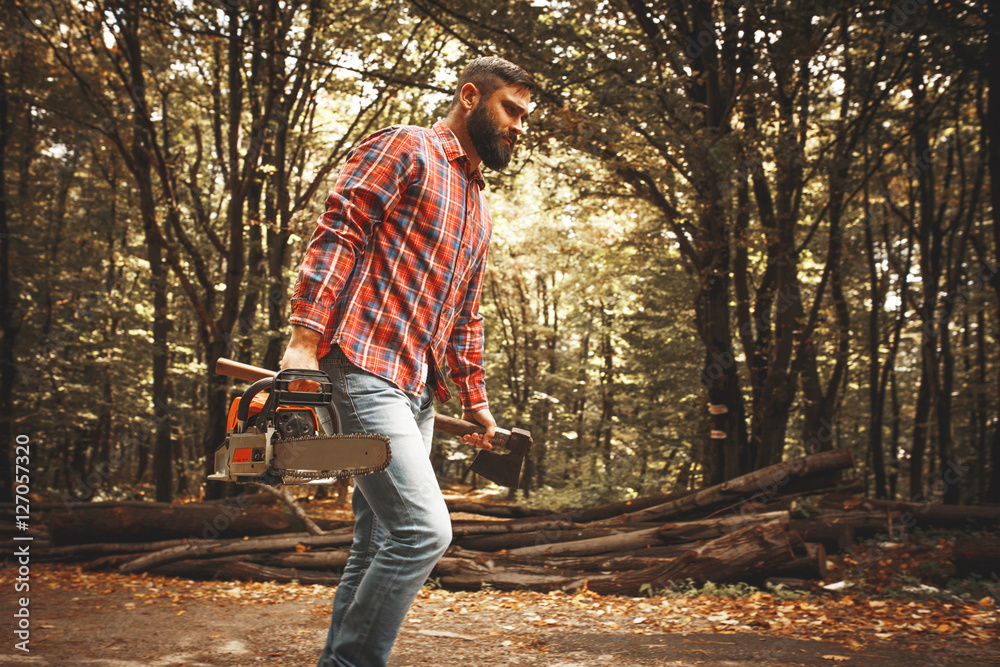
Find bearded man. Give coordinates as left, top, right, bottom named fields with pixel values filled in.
left=279, top=56, right=534, bottom=667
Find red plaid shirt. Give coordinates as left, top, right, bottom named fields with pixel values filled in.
left=289, top=121, right=491, bottom=410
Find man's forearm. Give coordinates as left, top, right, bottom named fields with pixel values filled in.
left=289, top=324, right=321, bottom=351
left=280, top=325, right=322, bottom=371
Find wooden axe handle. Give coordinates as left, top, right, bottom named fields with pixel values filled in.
left=216, top=357, right=276, bottom=383
left=433, top=413, right=508, bottom=441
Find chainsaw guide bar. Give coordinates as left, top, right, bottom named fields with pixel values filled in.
left=270, top=433, right=392, bottom=482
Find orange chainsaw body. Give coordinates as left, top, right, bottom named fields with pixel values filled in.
left=225, top=393, right=319, bottom=432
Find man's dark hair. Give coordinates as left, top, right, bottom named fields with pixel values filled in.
left=451, top=56, right=535, bottom=108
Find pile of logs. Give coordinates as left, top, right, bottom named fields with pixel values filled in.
left=13, top=448, right=1000, bottom=596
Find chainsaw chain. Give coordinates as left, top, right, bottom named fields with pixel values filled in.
left=270, top=433, right=392, bottom=482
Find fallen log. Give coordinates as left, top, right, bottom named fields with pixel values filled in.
left=150, top=557, right=341, bottom=586
left=506, top=511, right=790, bottom=559
left=48, top=500, right=308, bottom=546
left=253, top=484, right=326, bottom=535
left=953, top=534, right=1000, bottom=576
left=445, top=500, right=553, bottom=518
left=433, top=553, right=588, bottom=592
left=454, top=523, right=660, bottom=552
left=82, top=553, right=150, bottom=571
left=449, top=515, right=578, bottom=538
left=770, top=542, right=828, bottom=580
left=39, top=537, right=198, bottom=561
left=810, top=508, right=904, bottom=539
left=657, top=511, right=790, bottom=543
left=583, top=516, right=799, bottom=595
left=259, top=551, right=351, bottom=571
left=788, top=520, right=854, bottom=554
left=852, top=499, right=1000, bottom=527
left=119, top=529, right=354, bottom=574
left=437, top=516, right=800, bottom=595
left=542, top=546, right=694, bottom=572
left=0, top=495, right=279, bottom=512
left=141, top=519, right=801, bottom=592
left=560, top=491, right=695, bottom=523
left=507, top=526, right=664, bottom=558
left=600, top=448, right=854, bottom=527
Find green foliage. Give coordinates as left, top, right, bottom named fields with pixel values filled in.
left=790, top=496, right=824, bottom=520
left=2, top=0, right=996, bottom=506
left=654, top=578, right=807, bottom=601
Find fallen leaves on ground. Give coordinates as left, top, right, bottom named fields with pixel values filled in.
left=16, top=562, right=997, bottom=656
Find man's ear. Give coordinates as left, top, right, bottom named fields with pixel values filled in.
left=459, top=82, right=481, bottom=112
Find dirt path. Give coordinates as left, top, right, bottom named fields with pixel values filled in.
left=1, top=564, right=996, bottom=666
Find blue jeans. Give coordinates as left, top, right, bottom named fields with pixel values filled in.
left=317, top=348, right=451, bottom=667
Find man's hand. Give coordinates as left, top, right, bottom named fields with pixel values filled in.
left=460, top=408, right=497, bottom=450
left=280, top=325, right=322, bottom=391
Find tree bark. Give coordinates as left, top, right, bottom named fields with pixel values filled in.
left=0, top=47, right=15, bottom=503
left=151, top=557, right=342, bottom=585
left=953, top=535, right=1000, bottom=576
left=600, top=448, right=854, bottom=526
left=119, top=529, right=355, bottom=574
left=454, top=523, right=658, bottom=552
left=985, top=0, right=1000, bottom=504
left=586, top=517, right=799, bottom=595
left=48, top=501, right=317, bottom=546
left=252, top=484, right=326, bottom=536
left=445, top=499, right=554, bottom=518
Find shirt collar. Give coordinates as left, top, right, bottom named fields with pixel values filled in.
left=433, top=120, right=485, bottom=189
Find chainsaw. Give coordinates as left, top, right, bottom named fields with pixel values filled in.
left=207, top=365, right=390, bottom=485
left=211, top=357, right=532, bottom=488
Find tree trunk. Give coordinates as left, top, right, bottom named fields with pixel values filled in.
left=911, top=359, right=934, bottom=500
left=0, top=49, right=15, bottom=503
left=149, top=237, right=172, bottom=502
left=48, top=500, right=321, bottom=545
left=864, top=188, right=889, bottom=498
left=985, top=1, right=1000, bottom=504
left=117, top=3, right=173, bottom=501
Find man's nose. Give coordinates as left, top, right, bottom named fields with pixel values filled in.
left=511, top=117, right=525, bottom=135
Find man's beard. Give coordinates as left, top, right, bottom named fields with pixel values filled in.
left=467, top=100, right=515, bottom=171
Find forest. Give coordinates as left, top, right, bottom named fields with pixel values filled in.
left=0, top=0, right=996, bottom=509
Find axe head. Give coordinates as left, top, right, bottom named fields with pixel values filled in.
left=469, top=428, right=532, bottom=488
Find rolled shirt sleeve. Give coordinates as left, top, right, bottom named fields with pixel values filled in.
left=289, top=128, right=414, bottom=336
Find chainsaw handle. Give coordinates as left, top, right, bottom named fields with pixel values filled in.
left=236, top=377, right=273, bottom=431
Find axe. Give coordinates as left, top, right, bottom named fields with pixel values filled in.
left=215, top=358, right=532, bottom=488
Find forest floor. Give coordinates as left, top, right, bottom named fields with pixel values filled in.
left=2, top=490, right=998, bottom=666
left=0, top=562, right=997, bottom=667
